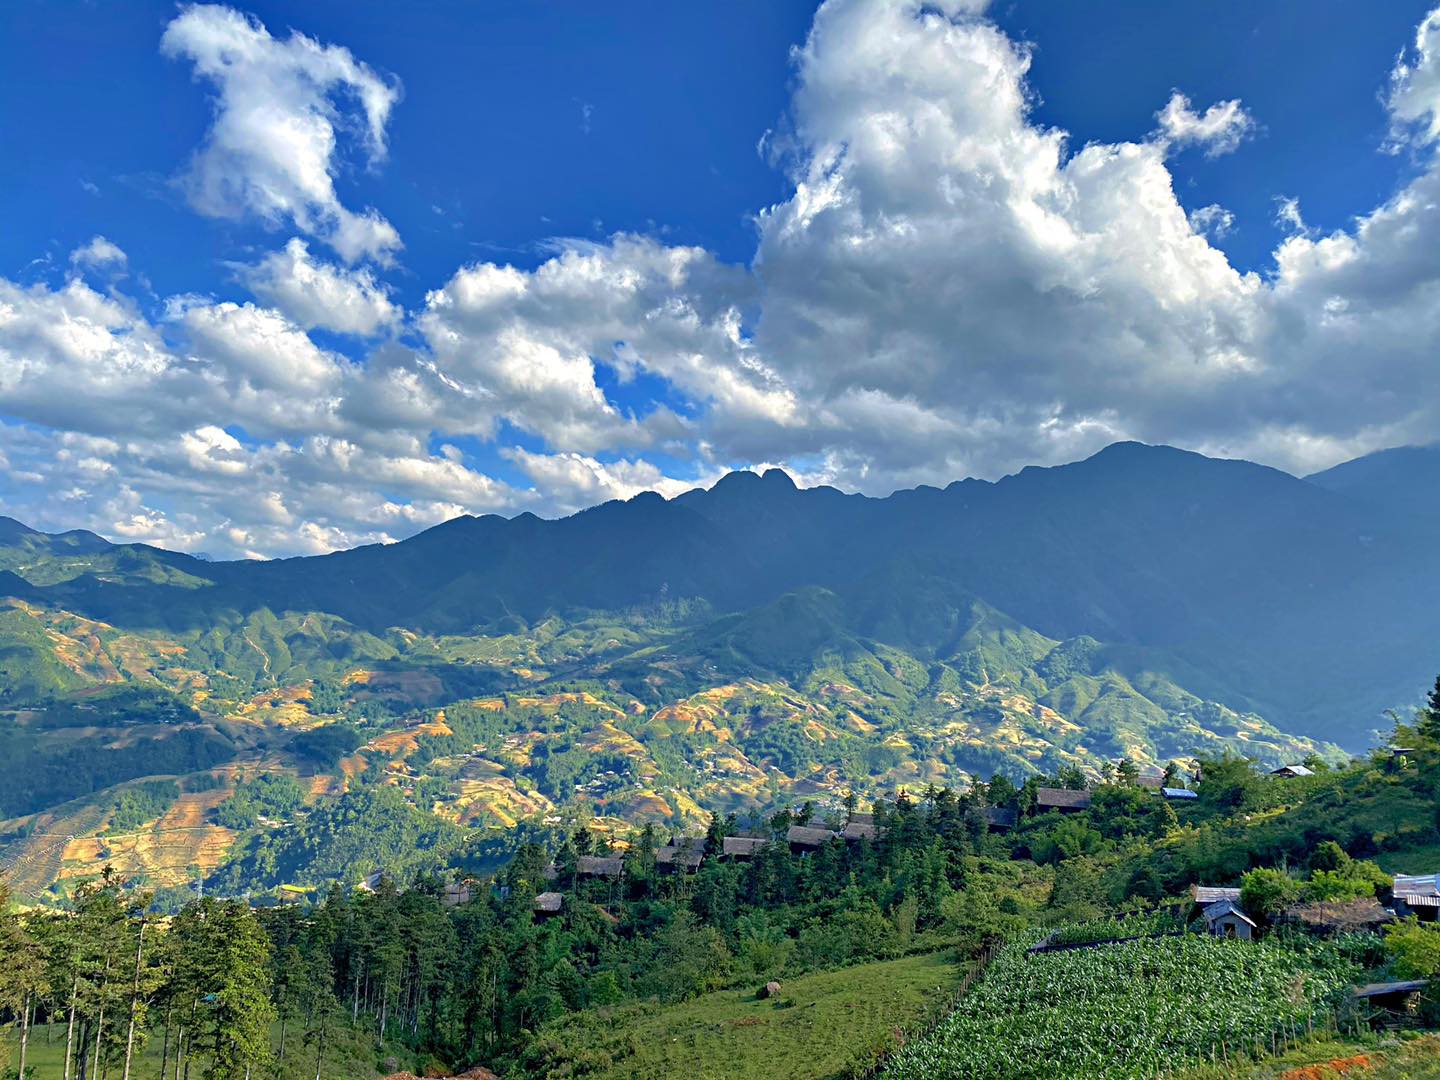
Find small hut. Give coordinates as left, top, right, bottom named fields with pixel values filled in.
left=576, top=855, right=624, bottom=879
left=533, top=891, right=564, bottom=917
left=1190, top=884, right=1242, bottom=906
left=842, top=820, right=881, bottom=842
left=722, top=836, right=769, bottom=861
left=1035, top=788, right=1091, bottom=813
left=1201, top=899, right=1256, bottom=940
left=984, top=807, right=1018, bottom=832
left=1270, top=764, right=1315, bottom=778
left=655, top=839, right=705, bottom=873
left=441, top=881, right=473, bottom=907
left=786, top=824, right=839, bottom=853
left=1352, top=980, right=1427, bottom=1023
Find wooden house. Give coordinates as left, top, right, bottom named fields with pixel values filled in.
left=984, top=807, right=1018, bottom=832
left=576, top=855, right=624, bottom=879
left=1201, top=899, right=1256, bottom=940
left=1035, top=787, right=1091, bottom=813
left=1353, top=980, right=1427, bottom=1021
left=721, top=836, right=769, bottom=861
left=655, top=839, right=705, bottom=873
left=441, top=881, right=473, bottom=907
left=533, top=891, right=564, bottom=917
left=842, top=820, right=881, bottom=842
left=786, top=824, right=839, bottom=852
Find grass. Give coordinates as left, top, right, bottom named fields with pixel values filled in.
left=3, top=1020, right=408, bottom=1080
left=519, top=949, right=966, bottom=1080
left=1175, top=1033, right=1440, bottom=1078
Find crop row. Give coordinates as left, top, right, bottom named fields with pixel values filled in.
left=882, top=931, right=1360, bottom=1080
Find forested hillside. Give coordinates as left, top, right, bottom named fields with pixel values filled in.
left=5, top=692, right=1440, bottom=1080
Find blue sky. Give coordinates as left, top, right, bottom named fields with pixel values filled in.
left=3, top=0, right=1440, bottom=556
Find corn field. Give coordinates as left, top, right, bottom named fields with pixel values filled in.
left=881, top=931, right=1362, bottom=1079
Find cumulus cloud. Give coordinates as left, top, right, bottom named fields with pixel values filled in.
left=1155, top=91, right=1256, bottom=156
left=161, top=4, right=402, bottom=263
left=69, top=236, right=128, bottom=271
left=10, top=0, right=1440, bottom=558
left=238, top=238, right=398, bottom=335
left=1389, top=9, right=1440, bottom=146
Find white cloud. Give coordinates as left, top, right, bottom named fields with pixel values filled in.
left=10, top=0, right=1440, bottom=557
left=238, top=238, right=398, bottom=335
left=69, top=236, right=128, bottom=271
left=1389, top=9, right=1440, bottom=146
left=1155, top=91, right=1256, bottom=157
left=161, top=4, right=402, bottom=263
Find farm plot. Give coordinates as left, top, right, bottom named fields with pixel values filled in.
left=882, top=932, right=1361, bottom=1080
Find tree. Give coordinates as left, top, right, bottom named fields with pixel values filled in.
left=1240, top=867, right=1300, bottom=920
left=0, top=882, right=48, bottom=1080
left=172, top=899, right=275, bottom=1080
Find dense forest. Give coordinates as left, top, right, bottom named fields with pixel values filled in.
left=5, top=678, right=1440, bottom=1079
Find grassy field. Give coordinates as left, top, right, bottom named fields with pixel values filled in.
left=3, top=1019, right=406, bottom=1080
left=519, top=950, right=966, bottom=1080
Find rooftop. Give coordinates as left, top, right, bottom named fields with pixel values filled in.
left=576, top=855, right=624, bottom=878
left=786, top=824, right=839, bottom=847
left=1036, top=787, right=1092, bottom=810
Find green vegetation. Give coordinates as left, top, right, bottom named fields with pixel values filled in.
left=883, top=934, right=1361, bottom=1080
left=108, top=780, right=181, bottom=832
left=521, top=951, right=964, bottom=1080
left=214, top=774, right=307, bottom=829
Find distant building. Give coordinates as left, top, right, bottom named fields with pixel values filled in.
left=655, top=838, right=705, bottom=873
left=842, top=820, right=881, bottom=842
left=786, top=824, right=839, bottom=852
left=441, top=881, right=473, bottom=907
left=1270, top=764, right=1315, bottom=778
left=1201, top=899, right=1256, bottom=940
left=722, top=836, right=769, bottom=861
left=533, top=891, right=563, bottom=916
left=1352, top=980, right=1427, bottom=1019
left=984, top=807, right=1018, bottom=831
left=1393, top=873, right=1440, bottom=922
left=1160, top=787, right=1198, bottom=801
left=576, top=855, right=624, bottom=879
left=1190, top=884, right=1242, bottom=906
left=1035, top=787, right=1091, bottom=812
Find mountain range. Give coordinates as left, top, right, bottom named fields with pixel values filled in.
left=1, top=439, right=1436, bottom=896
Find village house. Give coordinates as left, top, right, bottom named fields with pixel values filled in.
left=533, top=891, right=563, bottom=917
left=984, top=807, right=1018, bottom=831
left=1270, top=764, right=1315, bottom=778
left=722, top=836, right=769, bottom=861
left=576, top=855, right=625, bottom=879
left=1035, top=787, right=1092, bottom=813
left=1352, top=980, right=1427, bottom=1023
left=1392, top=873, right=1440, bottom=921
left=1201, top=899, right=1256, bottom=940
left=441, top=881, right=473, bottom=907
left=1160, top=786, right=1198, bottom=801
left=786, top=824, right=839, bottom=852
left=1190, top=884, right=1242, bottom=906
left=655, top=838, right=705, bottom=873
left=842, top=820, right=881, bottom=842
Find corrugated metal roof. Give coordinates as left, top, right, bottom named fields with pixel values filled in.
left=533, top=891, right=563, bottom=913
left=1394, top=873, right=1440, bottom=896
left=1396, top=892, right=1440, bottom=907
left=1202, top=899, right=1256, bottom=926
left=1354, top=980, right=1427, bottom=998
left=1191, top=885, right=1242, bottom=904
left=1161, top=787, right=1198, bottom=799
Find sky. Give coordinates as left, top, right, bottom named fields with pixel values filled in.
left=2, top=0, right=1440, bottom=558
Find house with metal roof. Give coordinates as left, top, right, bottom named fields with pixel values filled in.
left=533, top=891, right=563, bottom=916
left=1270, top=764, right=1315, bottom=778
left=1353, top=980, right=1427, bottom=1019
left=1190, top=884, right=1242, bottom=905
left=1160, top=786, right=1198, bottom=801
left=1201, top=899, right=1256, bottom=940
left=1035, top=787, right=1092, bottom=812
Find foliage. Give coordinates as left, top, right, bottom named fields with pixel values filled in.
left=108, top=780, right=181, bottom=832
left=1384, top=919, right=1440, bottom=980
left=883, top=933, right=1362, bottom=1080
left=214, top=774, right=306, bottom=830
